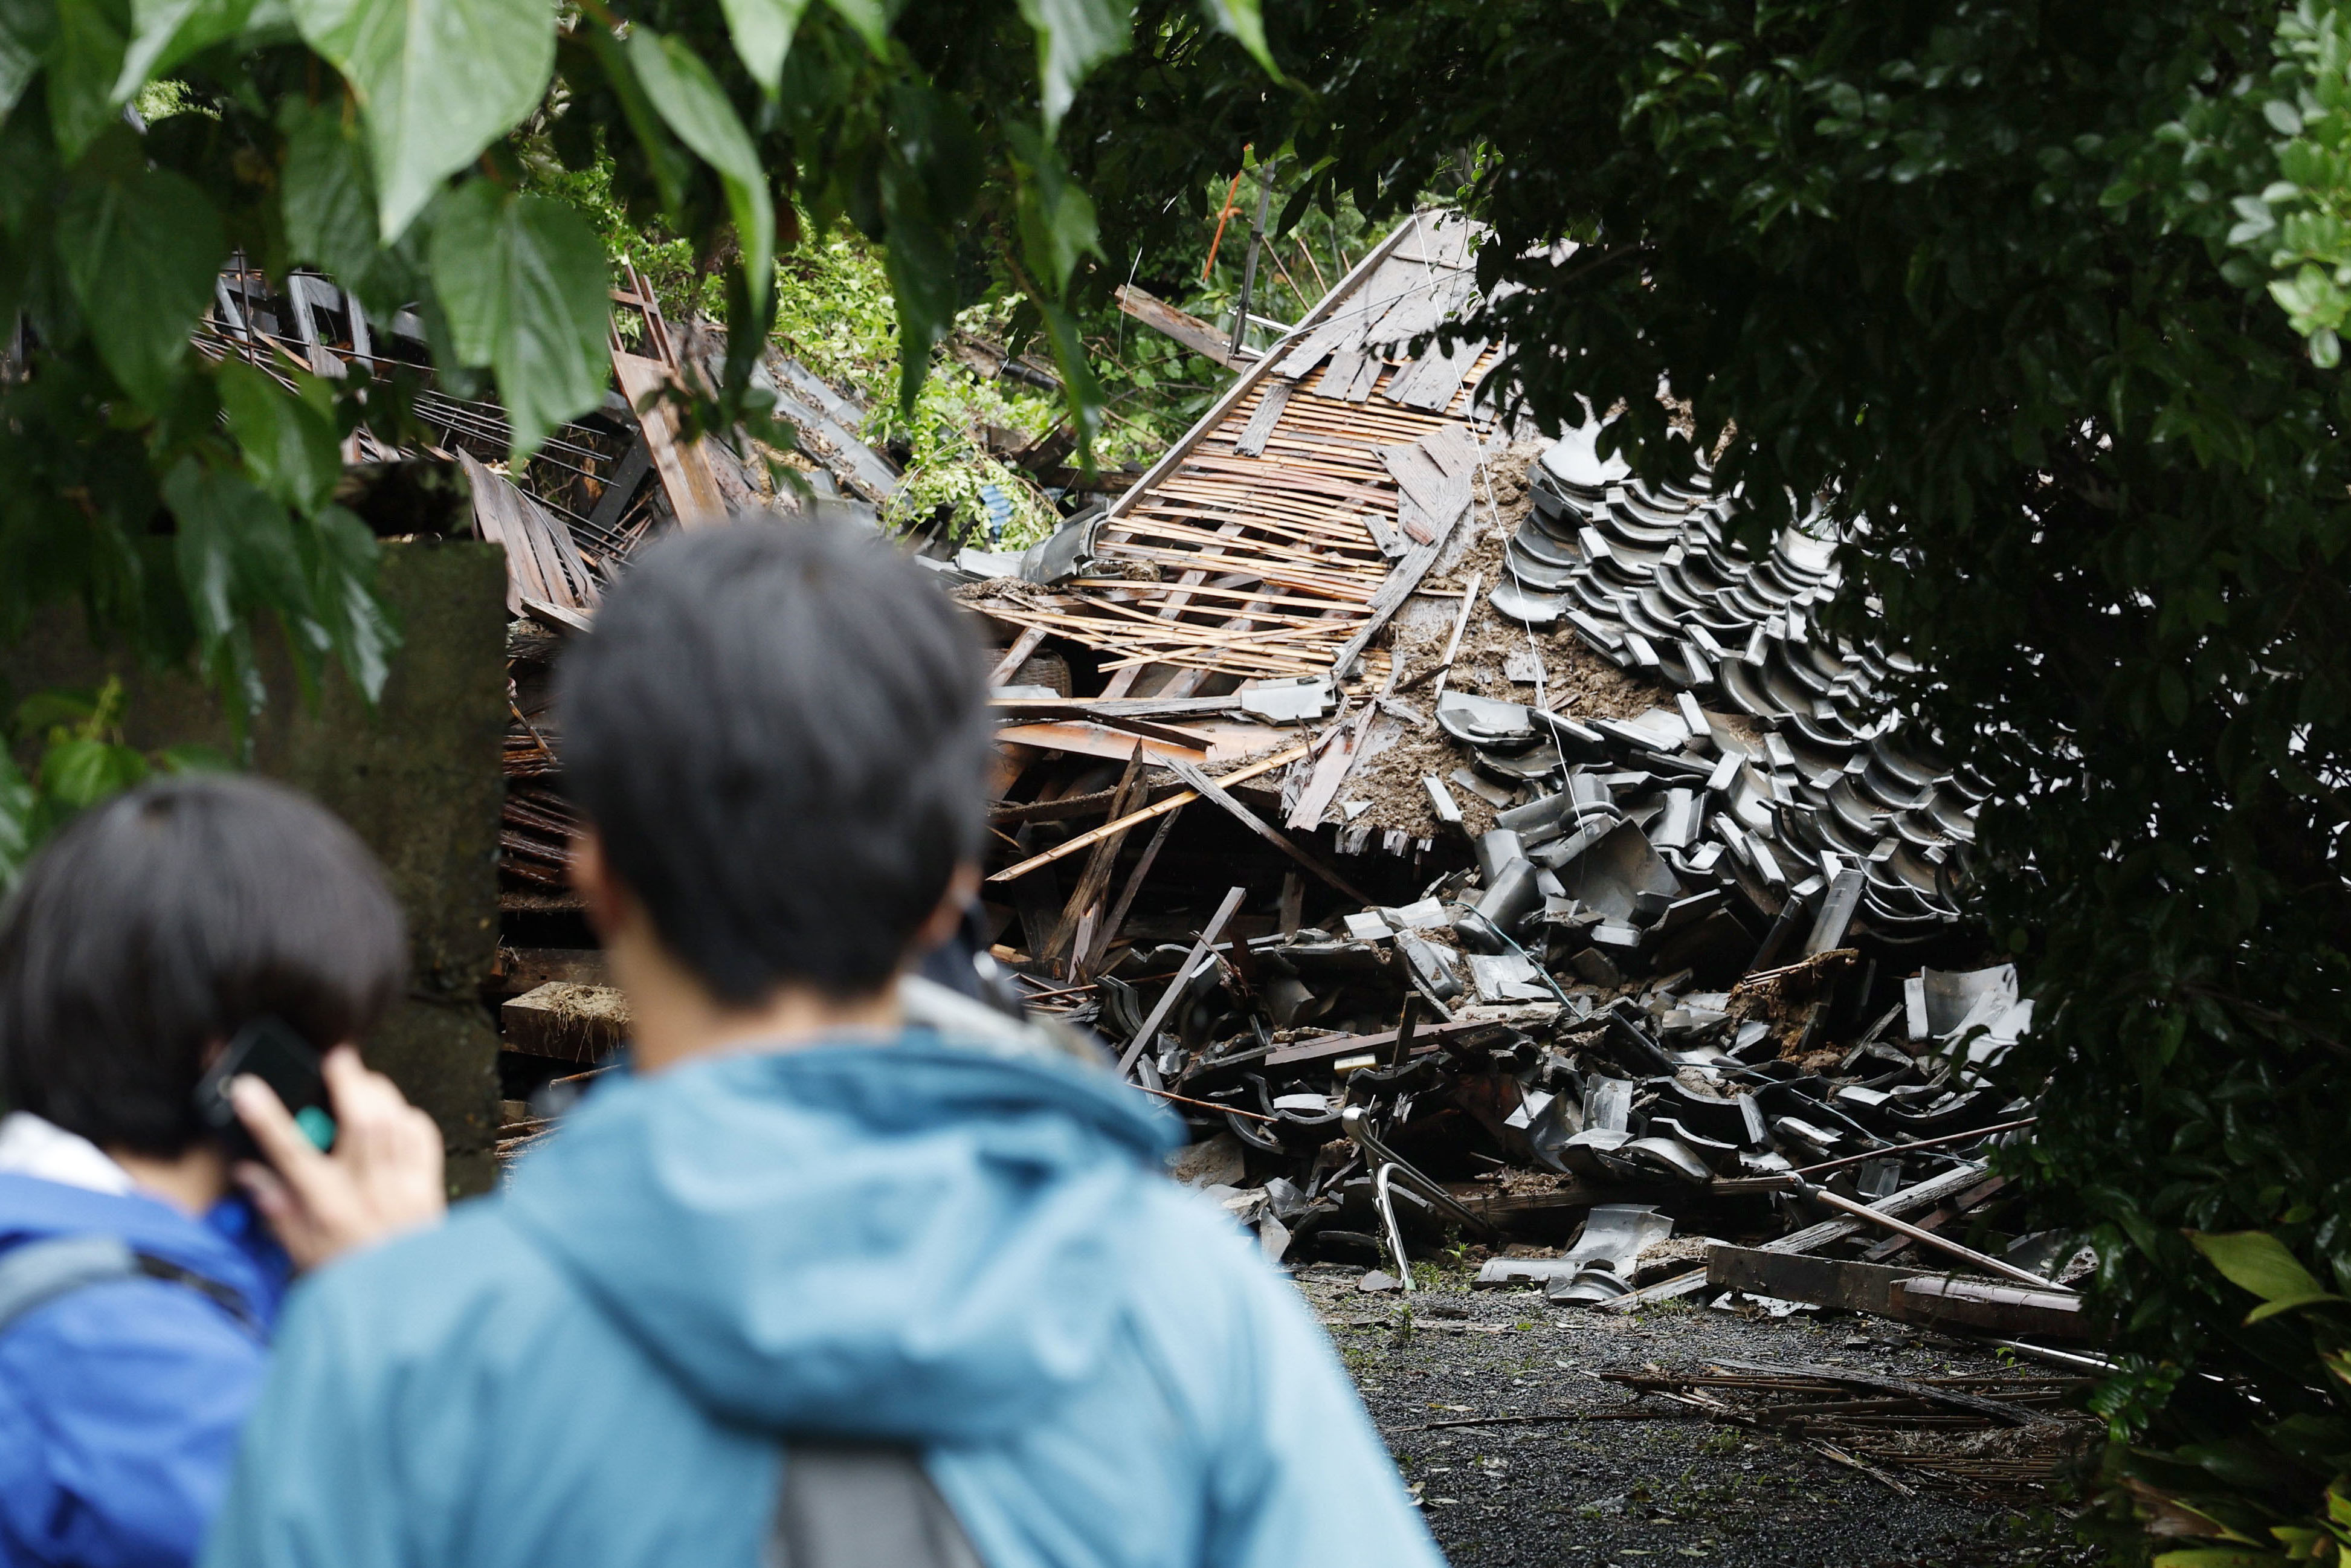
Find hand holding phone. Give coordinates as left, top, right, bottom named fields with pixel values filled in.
left=225, top=1041, right=447, bottom=1271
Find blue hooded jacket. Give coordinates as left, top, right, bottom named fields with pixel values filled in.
left=204, top=1032, right=1444, bottom=1568
left=0, top=1173, right=286, bottom=1568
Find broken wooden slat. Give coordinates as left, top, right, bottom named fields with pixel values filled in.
left=1115, top=284, right=1247, bottom=368
left=1118, top=885, right=1250, bottom=1077
left=1707, top=1244, right=1932, bottom=1319
left=1158, top=753, right=1373, bottom=905
left=1082, top=804, right=1182, bottom=977
left=612, top=349, right=729, bottom=525
left=1892, top=1277, right=2090, bottom=1342
left=1043, top=744, right=1148, bottom=973
left=1233, top=380, right=1293, bottom=457
left=985, top=741, right=1311, bottom=883
left=992, top=721, right=1207, bottom=766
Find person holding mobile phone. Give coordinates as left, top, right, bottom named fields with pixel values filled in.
left=0, top=776, right=448, bottom=1568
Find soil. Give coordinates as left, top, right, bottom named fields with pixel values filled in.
left=1332, top=440, right=1669, bottom=844
left=1298, top=1268, right=2108, bottom=1568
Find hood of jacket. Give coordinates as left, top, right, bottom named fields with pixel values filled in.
left=501, top=1028, right=1184, bottom=1443
left=0, top=1172, right=288, bottom=1324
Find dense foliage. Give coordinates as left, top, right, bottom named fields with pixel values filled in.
left=1067, top=0, right=2351, bottom=1552
left=0, top=0, right=1269, bottom=866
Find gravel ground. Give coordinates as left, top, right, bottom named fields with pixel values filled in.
left=1297, top=1266, right=2108, bottom=1568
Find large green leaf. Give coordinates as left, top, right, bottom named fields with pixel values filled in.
left=821, top=0, right=886, bottom=55
left=2191, top=1232, right=2345, bottom=1323
left=0, top=0, right=54, bottom=128
left=54, top=164, right=224, bottom=410
left=628, top=30, right=772, bottom=309
left=1014, top=0, right=1129, bottom=131
left=581, top=30, right=691, bottom=221
left=48, top=1, right=127, bottom=159
left=161, top=457, right=314, bottom=694
left=427, top=179, right=608, bottom=460
left=298, top=504, right=395, bottom=700
left=717, top=0, right=811, bottom=92
left=115, top=0, right=291, bottom=103
left=1193, top=0, right=1272, bottom=77
left=288, top=0, right=555, bottom=242
left=1007, top=121, right=1098, bottom=291
left=218, top=357, right=341, bottom=515
left=277, top=94, right=423, bottom=317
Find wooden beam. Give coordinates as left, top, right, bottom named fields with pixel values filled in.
left=1114, top=285, right=1248, bottom=368
left=986, top=741, right=1309, bottom=882
left=1158, top=753, right=1373, bottom=905
left=612, top=349, right=729, bottom=526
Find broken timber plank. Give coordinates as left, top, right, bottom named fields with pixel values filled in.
left=1234, top=380, right=1292, bottom=457
left=1115, top=285, right=1248, bottom=369
left=1707, top=1244, right=1931, bottom=1318
left=1609, top=1164, right=1996, bottom=1315
left=1892, top=1277, right=2091, bottom=1341
left=612, top=349, right=729, bottom=525
left=986, top=741, right=1310, bottom=882
left=1101, top=218, right=1424, bottom=527
left=1158, top=753, right=1373, bottom=905
left=992, top=721, right=1207, bottom=766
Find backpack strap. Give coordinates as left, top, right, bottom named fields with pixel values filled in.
left=766, top=1444, right=984, bottom=1568
left=0, top=1234, right=260, bottom=1338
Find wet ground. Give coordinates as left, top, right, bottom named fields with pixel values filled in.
left=1300, top=1266, right=2108, bottom=1568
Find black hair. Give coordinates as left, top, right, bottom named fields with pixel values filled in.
left=0, top=775, right=408, bottom=1157
left=558, top=517, right=991, bottom=1002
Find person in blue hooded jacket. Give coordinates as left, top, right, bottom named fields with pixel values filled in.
left=205, top=518, right=1446, bottom=1568
left=0, top=776, right=453, bottom=1567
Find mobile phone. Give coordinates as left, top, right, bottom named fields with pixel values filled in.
left=193, top=1018, right=336, bottom=1164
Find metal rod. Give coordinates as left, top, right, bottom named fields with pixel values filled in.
left=1138, top=1085, right=1277, bottom=1123
left=1373, top=1163, right=1416, bottom=1293
left=1787, top=1178, right=2069, bottom=1292
left=1340, top=1106, right=1497, bottom=1239
left=1785, top=1117, right=2038, bottom=1179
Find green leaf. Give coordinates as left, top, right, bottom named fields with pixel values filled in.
left=115, top=0, right=291, bottom=103
left=162, top=457, right=314, bottom=660
left=154, top=742, right=233, bottom=773
left=54, top=164, right=224, bottom=410
left=15, top=691, right=95, bottom=737
left=628, top=30, right=772, bottom=310
left=0, top=0, right=55, bottom=127
left=2189, top=1231, right=2344, bottom=1322
left=1007, top=120, right=1100, bottom=291
left=40, top=738, right=149, bottom=810
left=48, top=0, right=127, bottom=160
left=218, top=358, right=342, bottom=515
left=427, top=179, right=609, bottom=460
left=277, top=95, right=424, bottom=317
left=879, top=186, right=955, bottom=415
left=1194, top=0, right=1274, bottom=77
left=2150, top=1553, right=2288, bottom=1568
left=288, top=0, right=555, bottom=242
left=820, top=0, right=886, bottom=55
left=1030, top=294, right=1101, bottom=464
left=580, top=30, right=691, bottom=220
left=1014, top=0, right=1130, bottom=131
left=717, top=0, right=811, bottom=92
left=299, top=504, right=395, bottom=701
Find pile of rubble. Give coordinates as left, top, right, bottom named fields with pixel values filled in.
left=970, top=430, right=2059, bottom=1350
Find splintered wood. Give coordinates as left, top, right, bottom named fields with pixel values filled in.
left=979, top=213, right=1502, bottom=682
